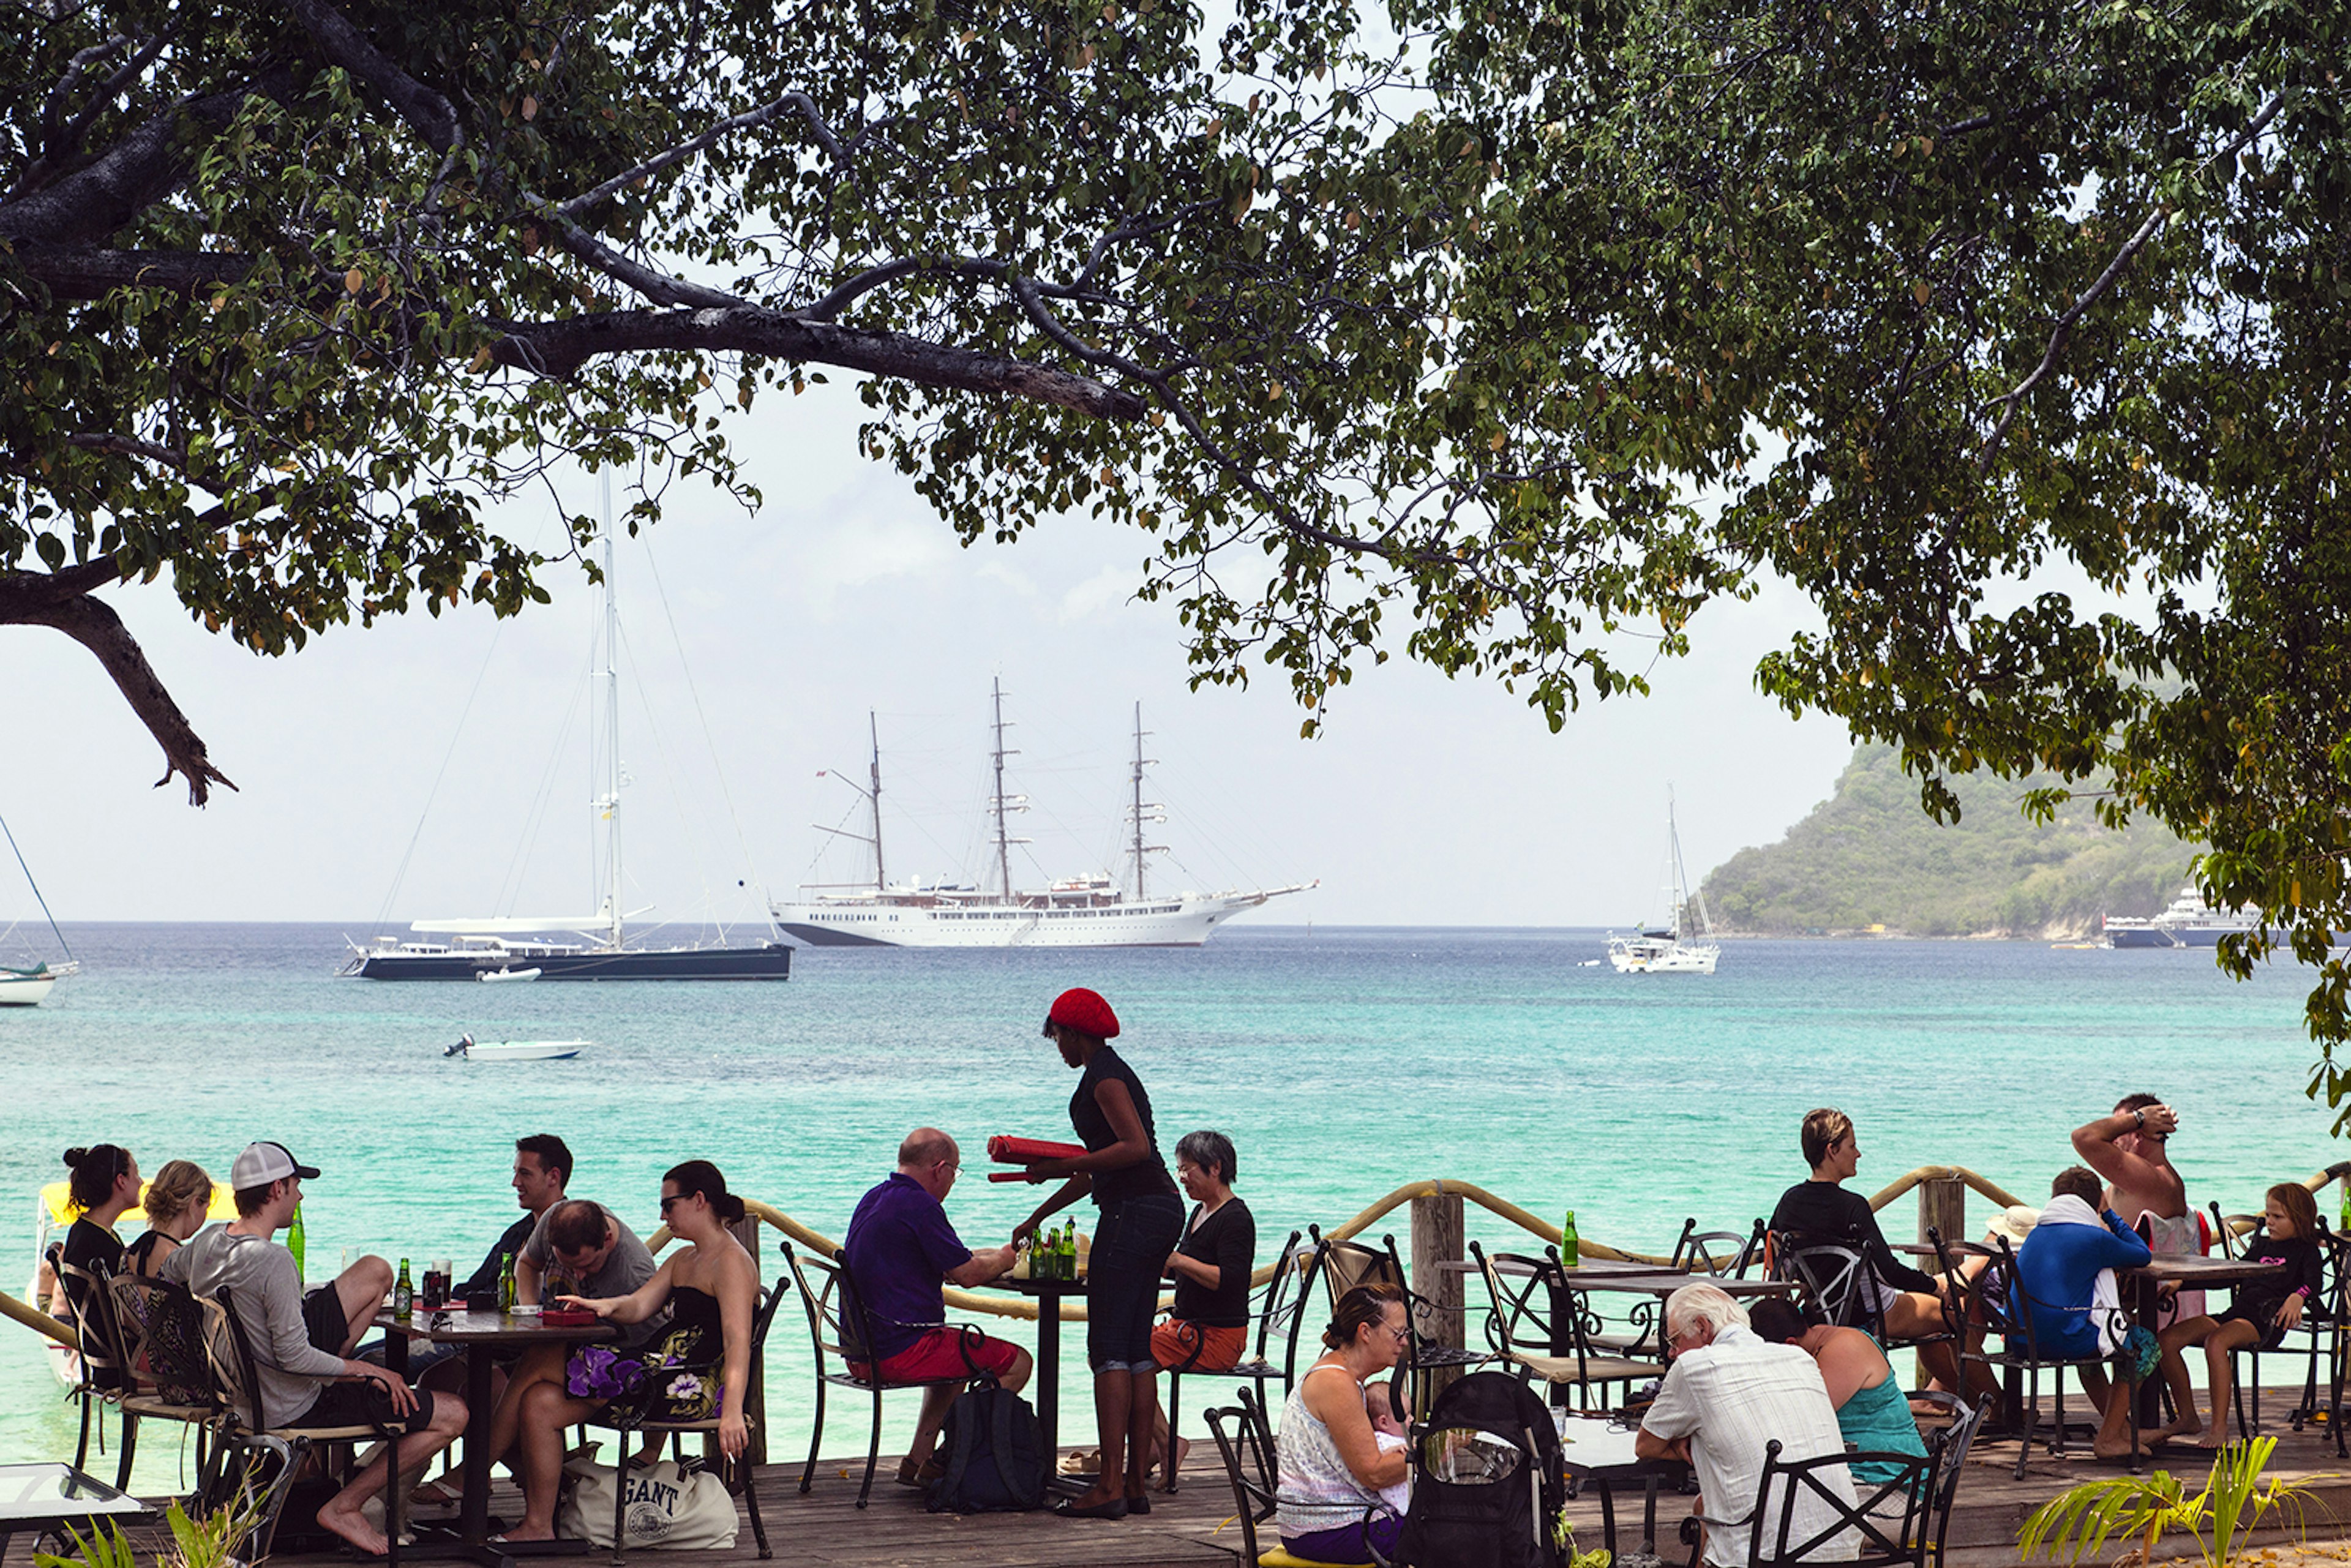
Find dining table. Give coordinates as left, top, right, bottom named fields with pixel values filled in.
left=377, top=1305, right=617, bottom=1563
left=1554, top=1412, right=1689, bottom=1567
left=986, top=1273, right=1087, bottom=1480
left=0, top=1462, right=153, bottom=1560
left=2120, top=1253, right=2285, bottom=1463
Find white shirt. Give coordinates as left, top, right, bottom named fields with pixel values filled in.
left=1640, top=1326, right=1858, bottom=1566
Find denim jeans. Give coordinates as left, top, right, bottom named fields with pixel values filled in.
left=1087, top=1193, right=1185, bottom=1372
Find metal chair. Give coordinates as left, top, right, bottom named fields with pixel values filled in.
left=1203, top=1386, right=1378, bottom=1568
left=103, top=1271, right=225, bottom=1494
left=1162, top=1229, right=1308, bottom=1494
left=1302, top=1226, right=1486, bottom=1420
left=2200, top=1202, right=2346, bottom=1449
left=583, top=1272, right=789, bottom=1563
left=1779, top=1236, right=1960, bottom=1389
left=1470, top=1240, right=1662, bottom=1411
left=1679, top=1435, right=1939, bottom=1568
left=1669, top=1217, right=1768, bottom=1277
left=56, top=1258, right=130, bottom=1476
left=198, top=1288, right=412, bottom=1566
left=779, top=1240, right=993, bottom=1509
left=1959, top=1234, right=2136, bottom=1478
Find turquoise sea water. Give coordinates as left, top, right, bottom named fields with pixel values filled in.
left=1, top=922, right=2338, bottom=1489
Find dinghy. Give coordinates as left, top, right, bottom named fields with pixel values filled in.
left=444, top=1033, right=585, bottom=1061
left=478, top=967, right=542, bottom=983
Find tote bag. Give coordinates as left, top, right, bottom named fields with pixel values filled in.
left=558, top=1455, right=740, bottom=1550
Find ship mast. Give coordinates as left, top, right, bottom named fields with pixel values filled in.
left=1127, top=702, right=1166, bottom=901
left=990, top=678, right=1018, bottom=898
left=598, top=474, right=624, bottom=950
left=868, top=711, right=886, bottom=892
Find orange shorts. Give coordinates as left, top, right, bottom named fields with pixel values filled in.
left=1152, top=1319, right=1248, bottom=1373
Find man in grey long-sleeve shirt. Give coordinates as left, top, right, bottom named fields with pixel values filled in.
left=166, top=1141, right=467, bottom=1556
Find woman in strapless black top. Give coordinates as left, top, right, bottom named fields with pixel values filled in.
left=497, top=1160, right=757, bottom=1542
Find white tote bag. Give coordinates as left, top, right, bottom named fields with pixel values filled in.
left=558, top=1455, right=740, bottom=1550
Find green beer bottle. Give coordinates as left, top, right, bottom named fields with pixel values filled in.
left=1560, top=1209, right=1580, bottom=1269
left=287, top=1203, right=307, bottom=1283
left=394, top=1258, right=414, bottom=1322
left=498, top=1251, right=516, bottom=1313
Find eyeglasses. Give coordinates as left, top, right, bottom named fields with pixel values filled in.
left=659, top=1194, right=686, bottom=1214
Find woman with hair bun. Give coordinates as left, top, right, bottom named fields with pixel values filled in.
left=126, top=1160, right=215, bottom=1278
left=57, top=1145, right=138, bottom=1298
left=1274, top=1283, right=1410, bottom=1564
left=503, top=1160, right=757, bottom=1542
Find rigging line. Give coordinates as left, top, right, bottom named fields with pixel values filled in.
left=615, top=617, right=727, bottom=942
left=0, top=808, right=73, bottom=962
left=495, top=643, right=594, bottom=917
left=368, top=617, right=510, bottom=936
left=638, top=538, right=776, bottom=934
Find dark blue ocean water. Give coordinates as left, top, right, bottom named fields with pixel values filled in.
left=1, top=921, right=2333, bottom=1479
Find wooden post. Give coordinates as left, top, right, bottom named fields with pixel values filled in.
left=1411, top=1191, right=1466, bottom=1415
left=1914, top=1176, right=1968, bottom=1390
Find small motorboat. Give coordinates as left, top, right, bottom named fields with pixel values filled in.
left=444, top=1034, right=585, bottom=1061
left=478, top=967, right=542, bottom=983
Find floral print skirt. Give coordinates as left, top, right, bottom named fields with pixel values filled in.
left=564, top=1324, right=722, bottom=1421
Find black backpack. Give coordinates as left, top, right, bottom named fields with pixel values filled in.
left=1393, top=1371, right=1568, bottom=1568
left=924, top=1376, right=1048, bottom=1514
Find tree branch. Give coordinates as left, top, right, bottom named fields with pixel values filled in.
left=0, top=569, right=234, bottom=805
left=487, top=305, right=1150, bottom=419
left=5, top=246, right=258, bottom=299
left=287, top=0, right=461, bottom=154
left=555, top=91, right=844, bottom=219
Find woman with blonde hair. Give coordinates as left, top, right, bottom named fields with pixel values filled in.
left=126, top=1160, right=214, bottom=1278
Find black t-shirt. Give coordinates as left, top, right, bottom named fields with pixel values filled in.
left=460, top=1212, right=543, bottom=1296
left=1169, top=1198, right=1257, bottom=1327
left=1769, top=1180, right=1939, bottom=1294
left=2227, top=1235, right=2327, bottom=1328
left=59, top=1218, right=126, bottom=1389
left=1070, top=1045, right=1177, bottom=1208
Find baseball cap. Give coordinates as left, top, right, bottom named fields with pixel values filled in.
left=231, top=1141, right=320, bottom=1189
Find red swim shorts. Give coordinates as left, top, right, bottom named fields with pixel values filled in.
left=852, top=1327, right=1024, bottom=1384
left=1152, top=1318, right=1248, bottom=1372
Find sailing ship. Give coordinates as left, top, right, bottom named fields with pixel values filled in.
left=0, top=807, right=79, bottom=1005
left=342, top=489, right=790, bottom=983
left=1607, top=800, right=1721, bottom=975
left=2102, top=885, right=2265, bottom=950
left=770, top=686, right=1312, bottom=948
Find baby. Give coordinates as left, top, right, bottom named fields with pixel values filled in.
left=1363, top=1381, right=1413, bottom=1518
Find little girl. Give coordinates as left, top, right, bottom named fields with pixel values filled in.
left=2153, top=1182, right=2328, bottom=1447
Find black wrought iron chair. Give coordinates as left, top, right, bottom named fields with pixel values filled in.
left=1777, top=1236, right=1960, bottom=1391
left=1959, top=1234, right=2137, bottom=1479
left=1162, top=1228, right=1308, bottom=1494
left=1204, top=1384, right=1388, bottom=1568
left=1470, top=1240, right=1662, bottom=1411
left=198, top=1288, right=413, bottom=1566
left=2200, top=1202, right=2346, bottom=1450
left=107, top=1273, right=226, bottom=1494
left=56, top=1257, right=130, bottom=1476
left=583, top=1271, right=788, bottom=1564
left=1679, top=1435, right=1939, bottom=1568
left=1302, top=1226, right=1487, bottom=1420
left=779, top=1240, right=994, bottom=1509
left=1670, top=1217, right=1769, bottom=1277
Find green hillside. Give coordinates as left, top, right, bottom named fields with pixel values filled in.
left=1700, top=746, right=2197, bottom=938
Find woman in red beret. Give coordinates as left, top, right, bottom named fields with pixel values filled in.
left=1017, top=988, right=1186, bottom=1518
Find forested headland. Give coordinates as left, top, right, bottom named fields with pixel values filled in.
left=1700, top=748, right=2195, bottom=939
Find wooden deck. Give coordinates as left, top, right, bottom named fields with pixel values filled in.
left=14, top=1401, right=2351, bottom=1567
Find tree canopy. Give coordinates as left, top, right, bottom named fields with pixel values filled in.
left=10, top=0, right=2351, bottom=1085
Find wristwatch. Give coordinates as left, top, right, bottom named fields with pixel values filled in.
left=2132, top=1108, right=2146, bottom=1129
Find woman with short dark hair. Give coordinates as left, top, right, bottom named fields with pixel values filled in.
left=1148, top=1128, right=1256, bottom=1487
left=1275, top=1284, right=1410, bottom=1564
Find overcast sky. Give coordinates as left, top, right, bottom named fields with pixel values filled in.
left=0, top=384, right=1856, bottom=931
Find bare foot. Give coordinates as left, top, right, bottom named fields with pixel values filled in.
left=315, top=1497, right=390, bottom=1557
left=410, top=1479, right=459, bottom=1508
left=494, top=1524, right=559, bottom=1544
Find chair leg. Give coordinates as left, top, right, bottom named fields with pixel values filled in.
left=738, top=1454, right=771, bottom=1559
left=800, top=1378, right=826, bottom=1495
left=611, top=1426, right=629, bottom=1568
left=115, top=1411, right=139, bottom=1491
left=384, top=1426, right=403, bottom=1568
left=2235, top=1354, right=2254, bottom=1440
left=2012, top=1370, right=2038, bottom=1481
left=858, top=1389, right=883, bottom=1510
left=73, top=1392, right=93, bottom=1474
left=1164, top=1373, right=1181, bottom=1495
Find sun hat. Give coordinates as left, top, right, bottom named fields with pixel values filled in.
left=1984, top=1204, right=2039, bottom=1248
left=231, top=1141, right=320, bottom=1189
left=1043, top=988, right=1120, bottom=1040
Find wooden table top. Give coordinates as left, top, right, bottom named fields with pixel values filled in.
left=2128, top=1255, right=2285, bottom=1286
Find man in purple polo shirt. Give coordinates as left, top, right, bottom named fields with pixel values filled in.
left=846, top=1127, right=1033, bottom=1487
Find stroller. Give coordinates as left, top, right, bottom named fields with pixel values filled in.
left=1379, top=1371, right=1569, bottom=1568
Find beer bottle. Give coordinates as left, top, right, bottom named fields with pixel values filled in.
left=394, top=1258, right=414, bottom=1322
left=287, top=1203, right=307, bottom=1283
left=498, top=1251, right=517, bottom=1313
left=1560, top=1209, right=1580, bottom=1269
left=1061, top=1220, right=1078, bottom=1280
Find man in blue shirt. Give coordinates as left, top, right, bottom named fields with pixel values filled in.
left=845, top=1128, right=1032, bottom=1486
left=2009, top=1165, right=2154, bottom=1458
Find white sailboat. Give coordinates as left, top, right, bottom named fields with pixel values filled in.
left=1608, top=800, right=1720, bottom=975
left=771, top=688, right=1312, bottom=948
left=1, top=808, right=79, bottom=1006
left=342, top=482, right=790, bottom=983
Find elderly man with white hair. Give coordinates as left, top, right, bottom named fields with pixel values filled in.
left=1635, top=1283, right=1858, bottom=1566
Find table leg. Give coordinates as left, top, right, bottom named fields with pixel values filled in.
left=460, top=1345, right=497, bottom=1551
left=388, top=1331, right=410, bottom=1380
left=1037, top=1288, right=1060, bottom=1457
left=1640, top=1476, right=1661, bottom=1559
left=2131, top=1278, right=2158, bottom=1472
left=1597, top=1480, right=1618, bottom=1556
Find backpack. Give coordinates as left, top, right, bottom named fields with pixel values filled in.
left=925, top=1376, right=1048, bottom=1514
left=1393, top=1371, right=1568, bottom=1568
